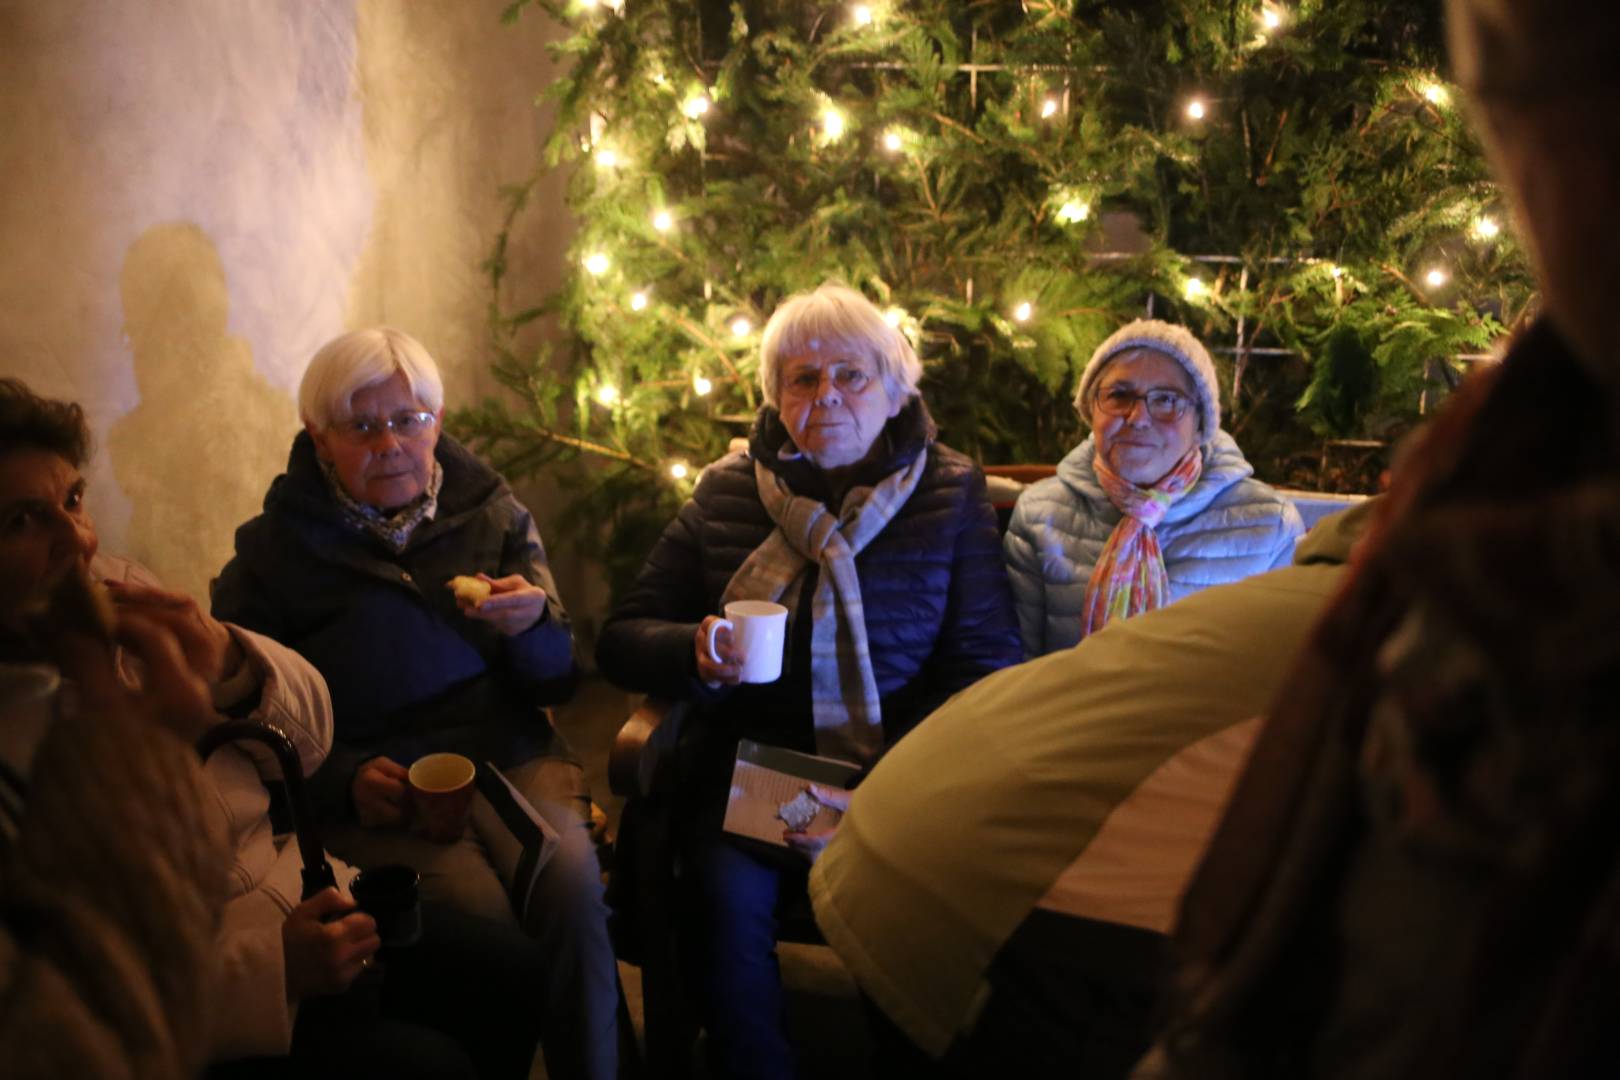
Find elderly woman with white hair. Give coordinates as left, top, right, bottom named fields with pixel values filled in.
left=596, top=282, right=1021, bottom=1078
left=212, top=327, right=618, bottom=1080
left=1005, top=319, right=1304, bottom=657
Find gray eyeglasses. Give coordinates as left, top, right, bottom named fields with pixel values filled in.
left=1094, top=386, right=1191, bottom=423
left=331, top=410, right=437, bottom=444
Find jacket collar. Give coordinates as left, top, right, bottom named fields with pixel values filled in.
left=747, top=397, right=936, bottom=503
left=267, top=430, right=508, bottom=546
left=1056, top=428, right=1255, bottom=523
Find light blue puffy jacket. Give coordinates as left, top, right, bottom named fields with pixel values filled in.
left=1004, top=431, right=1305, bottom=657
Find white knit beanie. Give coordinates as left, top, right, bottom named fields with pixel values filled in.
left=1074, top=319, right=1221, bottom=444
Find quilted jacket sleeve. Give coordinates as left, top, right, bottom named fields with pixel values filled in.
left=595, top=493, right=720, bottom=702
left=1004, top=492, right=1051, bottom=660
left=493, top=499, right=578, bottom=702
left=888, top=465, right=1022, bottom=730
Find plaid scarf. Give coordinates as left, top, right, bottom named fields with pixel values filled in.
left=1079, top=445, right=1203, bottom=640
left=722, top=446, right=929, bottom=766
left=319, top=459, right=443, bottom=553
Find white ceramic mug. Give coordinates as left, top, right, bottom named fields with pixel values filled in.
left=706, top=600, right=788, bottom=683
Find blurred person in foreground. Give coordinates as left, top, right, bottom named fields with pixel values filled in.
left=1133, top=2, right=1620, bottom=1077
left=0, top=378, right=547, bottom=1077
left=596, top=282, right=1021, bottom=1078
left=810, top=497, right=1372, bottom=1077
left=1005, top=319, right=1303, bottom=658
left=1, top=474, right=225, bottom=1077
left=212, top=328, right=616, bottom=1078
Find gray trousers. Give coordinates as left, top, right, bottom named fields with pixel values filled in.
left=327, top=757, right=618, bottom=1080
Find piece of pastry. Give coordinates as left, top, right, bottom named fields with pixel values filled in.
left=24, top=562, right=116, bottom=647
left=447, top=575, right=492, bottom=607
left=778, top=789, right=821, bottom=832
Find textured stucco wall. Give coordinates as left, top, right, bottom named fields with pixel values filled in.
left=0, top=0, right=574, bottom=607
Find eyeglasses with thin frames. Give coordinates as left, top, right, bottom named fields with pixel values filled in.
left=1093, top=386, right=1191, bottom=423
left=782, top=363, right=874, bottom=398
left=331, top=410, right=438, bottom=444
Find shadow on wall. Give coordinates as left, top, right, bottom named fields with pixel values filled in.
left=108, top=223, right=297, bottom=601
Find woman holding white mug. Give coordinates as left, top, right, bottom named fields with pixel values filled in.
left=596, top=282, right=1021, bottom=1079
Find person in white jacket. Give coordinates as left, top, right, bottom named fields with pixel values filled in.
left=1004, top=320, right=1304, bottom=657
left=0, top=377, right=546, bottom=1078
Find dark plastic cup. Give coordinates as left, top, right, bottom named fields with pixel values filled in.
left=351, top=864, right=422, bottom=948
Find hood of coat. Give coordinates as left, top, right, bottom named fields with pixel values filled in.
left=748, top=395, right=937, bottom=504
left=1055, top=428, right=1256, bottom=523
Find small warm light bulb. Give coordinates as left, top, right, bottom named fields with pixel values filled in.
left=1261, top=7, right=1282, bottom=30
left=583, top=252, right=610, bottom=276
left=852, top=4, right=873, bottom=26
left=1040, top=97, right=1059, bottom=119
left=630, top=290, right=649, bottom=311
left=1184, top=277, right=1207, bottom=299
left=1473, top=215, right=1501, bottom=240
left=693, top=373, right=713, bottom=396
left=596, top=384, right=619, bottom=406
left=652, top=209, right=674, bottom=232
left=882, top=129, right=904, bottom=152
left=882, top=307, right=906, bottom=328
left=1056, top=200, right=1091, bottom=224
left=594, top=147, right=619, bottom=169
left=730, top=317, right=753, bottom=338
left=682, top=94, right=711, bottom=119
left=669, top=461, right=690, bottom=480
left=1423, top=83, right=1448, bottom=106
left=821, top=107, right=846, bottom=140
left=1425, top=267, right=1448, bottom=287
left=1186, top=98, right=1207, bottom=121
left=1013, top=301, right=1033, bottom=323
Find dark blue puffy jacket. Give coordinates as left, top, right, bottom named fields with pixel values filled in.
left=212, top=431, right=577, bottom=823
left=595, top=399, right=1021, bottom=802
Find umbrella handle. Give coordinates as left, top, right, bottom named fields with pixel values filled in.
left=197, top=720, right=337, bottom=900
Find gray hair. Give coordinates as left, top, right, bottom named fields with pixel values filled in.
left=297, top=327, right=445, bottom=431
left=758, top=283, right=923, bottom=409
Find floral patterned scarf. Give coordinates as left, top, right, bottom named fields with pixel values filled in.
left=1080, top=445, right=1203, bottom=640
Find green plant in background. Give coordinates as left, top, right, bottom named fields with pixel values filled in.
left=457, top=0, right=1534, bottom=598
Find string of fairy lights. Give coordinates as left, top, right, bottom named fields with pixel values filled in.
left=563, top=1, right=1507, bottom=480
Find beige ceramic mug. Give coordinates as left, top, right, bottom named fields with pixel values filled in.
left=408, top=752, right=476, bottom=842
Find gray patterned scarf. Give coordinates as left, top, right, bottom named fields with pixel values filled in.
left=722, top=445, right=928, bottom=766
left=320, top=459, right=443, bottom=553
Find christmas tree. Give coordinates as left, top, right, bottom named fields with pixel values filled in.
left=463, top=0, right=1534, bottom=597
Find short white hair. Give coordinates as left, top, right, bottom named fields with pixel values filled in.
left=758, top=283, right=923, bottom=409
left=298, top=327, right=444, bottom=431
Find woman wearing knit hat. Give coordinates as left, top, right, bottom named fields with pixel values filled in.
left=1004, top=319, right=1303, bottom=656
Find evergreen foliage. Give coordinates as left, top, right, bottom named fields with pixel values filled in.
left=461, top=0, right=1534, bottom=596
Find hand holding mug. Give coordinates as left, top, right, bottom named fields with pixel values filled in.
left=353, top=757, right=410, bottom=828
left=694, top=615, right=745, bottom=686
left=282, top=887, right=380, bottom=998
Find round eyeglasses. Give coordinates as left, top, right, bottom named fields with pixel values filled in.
left=331, top=410, right=438, bottom=444
left=1093, top=386, right=1191, bottom=423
